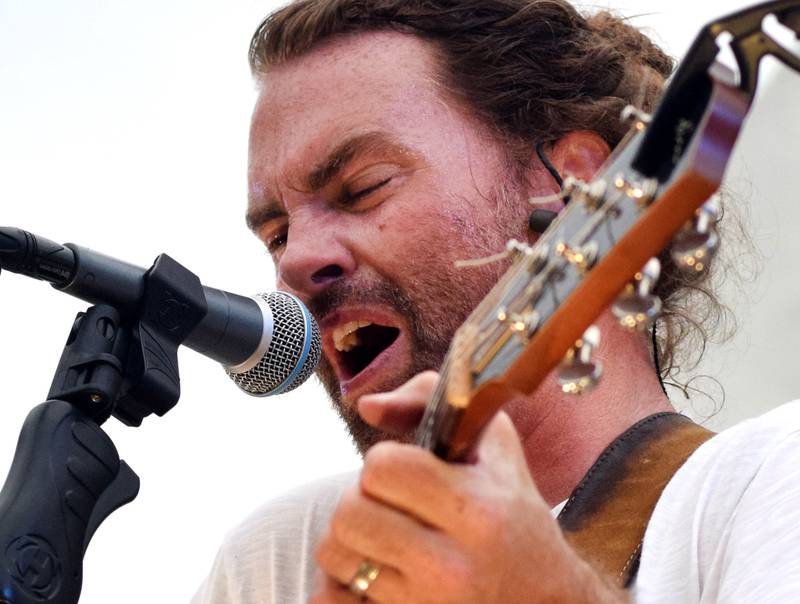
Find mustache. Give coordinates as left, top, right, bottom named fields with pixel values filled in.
left=306, top=277, right=415, bottom=323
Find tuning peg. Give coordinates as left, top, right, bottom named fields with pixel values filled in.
left=613, top=174, right=659, bottom=207
left=455, top=238, right=537, bottom=269
left=510, top=310, right=540, bottom=342
left=558, top=326, right=603, bottom=395
left=556, top=240, right=598, bottom=273
left=495, top=307, right=541, bottom=343
left=529, top=176, right=608, bottom=211
left=621, top=105, right=652, bottom=131
left=612, top=258, right=662, bottom=331
left=670, top=197, right=720, bottom=273
left=529, top=176, right=583, bottom=206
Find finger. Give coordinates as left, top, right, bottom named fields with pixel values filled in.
left=470, top=413, right=552, bottom=521
left=309, top=574, right=361, bottom=604
left=472, top=411, right=531, bottom=482
left=358, top=371, right=438, bottom=433
left=359, top=440, right=479, bottom=533
left=328, top=485, right=446, bottom=573
left=359, top=413, right=538, bottom=534
left=316, top=534, right=408, bottom=604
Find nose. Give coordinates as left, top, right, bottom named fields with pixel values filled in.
left=276, top=214, right=355, bottom=301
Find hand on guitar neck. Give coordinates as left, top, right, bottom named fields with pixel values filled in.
left=311, top=372, right=628, bottom=604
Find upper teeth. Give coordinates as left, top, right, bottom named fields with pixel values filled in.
left=333, top=321, right=372, bottom=352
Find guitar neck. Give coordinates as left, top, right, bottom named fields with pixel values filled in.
left=414, top=374, right=466, bottom=459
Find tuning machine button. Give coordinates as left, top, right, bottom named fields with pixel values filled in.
left=621, top=105, right=653, bottom=131
left=505, top=239, right=531, bottom=255
left=612, top=258, right=662, bottom=331
left=613, top=174, right=659, bottom=207
left=556, top=240, right=598, bottom=274
left=570, top=177, right=608, bottom=211
left=558, top=326, right=602, bottom=395
left=529, top=177, right=607, bottom=212
left=496, top=307, right=540, bottom=343
left=671, top=197, right=720, bottom=273
left=511, top=310, right=540, bottom=341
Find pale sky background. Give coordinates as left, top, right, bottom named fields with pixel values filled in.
left=1, top=1, right=799, bottom=602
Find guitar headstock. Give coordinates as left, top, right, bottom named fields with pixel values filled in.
left=415, top=8, right=785, bottom=458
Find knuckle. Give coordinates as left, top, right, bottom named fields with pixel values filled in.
left=313, top=537, right=333, bottom=568
left=330, top=488, right=360, bottom=543
left=362, top=442, right=434, bottom=496
left=338, top=484, right=361, bottom=512
left=432, top=553, right=472, bottom=601
left=329, top=515, right=350, bottom=547
left=363, top=440, right=396, bottom=468
left=467, top=497, right=510, bottom=542
left=361, top=442, right=397, bottom=490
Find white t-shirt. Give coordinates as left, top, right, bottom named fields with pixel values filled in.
left=193, top=401, right=800, bottom=603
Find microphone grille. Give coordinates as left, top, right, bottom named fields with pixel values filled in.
left=226, top=292, right=321, bottom=396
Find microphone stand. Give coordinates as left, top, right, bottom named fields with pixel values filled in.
left=0, top=254, right=208, bottom=603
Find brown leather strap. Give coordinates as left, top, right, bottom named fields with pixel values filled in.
left=558, top=412, right=715, bottom=587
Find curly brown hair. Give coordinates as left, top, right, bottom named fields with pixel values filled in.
left=248, top=0, right=734, bottom=389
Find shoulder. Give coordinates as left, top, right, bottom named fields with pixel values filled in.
left=667, top=400, right=800, bottom=510
left=646, top=400, right=800, bottom=535
left=635, top=401, right=800, bottom=602
left=226, top=470, right=358, bottom=554
left=192, top=470, right=358, bottom=604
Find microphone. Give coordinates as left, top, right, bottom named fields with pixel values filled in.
left=0, top=226, right=321, bottom=397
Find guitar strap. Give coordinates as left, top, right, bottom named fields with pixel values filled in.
left=557, top=412, right=715, bottom=587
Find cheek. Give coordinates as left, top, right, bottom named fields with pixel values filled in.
left=363, top=204, right=464, bottom=270
left=365, top=202, right=510, bottom=297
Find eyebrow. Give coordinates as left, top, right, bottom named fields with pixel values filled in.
left=246, top=131, right=416, bottom=233
left=245, top=205, right=285, bottom=234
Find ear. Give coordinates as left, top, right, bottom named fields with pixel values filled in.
left=524, top=131, right=611, bottom=235
left=547, top=131, right=611, bottom=183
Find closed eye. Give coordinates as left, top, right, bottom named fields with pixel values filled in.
left=340, top=177, right=392, bottom=206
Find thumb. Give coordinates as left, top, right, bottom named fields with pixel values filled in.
left=357, top=370, right=439, bottom=434
left=473, top=411, right=528, bottom=474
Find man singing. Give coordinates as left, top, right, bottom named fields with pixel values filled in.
left=194, top=1, right=800, bottom=602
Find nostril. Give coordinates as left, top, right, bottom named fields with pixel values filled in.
left=311, top=264, right=344, bottom=285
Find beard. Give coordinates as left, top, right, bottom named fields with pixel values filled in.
left=309, top=278, right=452, bottom=453
left=308, top=188, right=527, bottom=454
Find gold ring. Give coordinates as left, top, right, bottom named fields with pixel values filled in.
left=349, top=560, right=381, bottom=597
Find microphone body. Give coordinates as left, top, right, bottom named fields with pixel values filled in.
left=0, top=226, right=320, bottom=396
left=0, top=227, right=323, bottom=604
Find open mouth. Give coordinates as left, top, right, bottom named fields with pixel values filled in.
left=333, top=321, right=401, bottom=380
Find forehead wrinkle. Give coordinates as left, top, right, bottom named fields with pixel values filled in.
left=246, top=131, right=419, bottom=233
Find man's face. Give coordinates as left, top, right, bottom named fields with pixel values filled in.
left=247, top=32, right=533, bottom=452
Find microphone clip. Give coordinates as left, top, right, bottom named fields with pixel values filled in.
left=48, top=254, right=207, bottom=426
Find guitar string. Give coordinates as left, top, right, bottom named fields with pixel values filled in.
left=415, top=248, right=547, bottom=450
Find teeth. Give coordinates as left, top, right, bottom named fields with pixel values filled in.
left=333, top=321, right=372, bottom=352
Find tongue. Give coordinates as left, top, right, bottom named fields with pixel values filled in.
left=343, top=325, right=400, bottom=377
